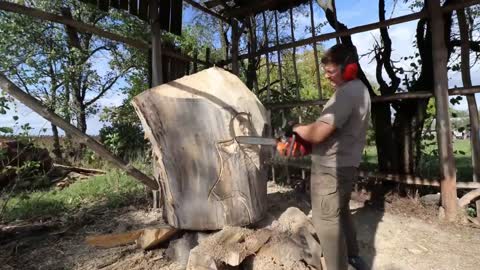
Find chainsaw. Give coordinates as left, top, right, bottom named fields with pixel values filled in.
left=235, top=133, right=312, bottom=157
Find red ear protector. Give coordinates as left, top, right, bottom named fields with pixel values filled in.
left=340, top=54, right=359, bottom=81
left=342, top=62, right=359, bottom=81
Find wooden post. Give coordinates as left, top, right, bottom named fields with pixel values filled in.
left=299, top=116, right=306, bottom=180
left=205, top=47, right=211, bottom=68
left=231, top=19, right=240, bottom=75
left=274, top=11, right=284, bottom=91
left=429, top=0, right=457, bottom=221
left=457, top=7, right=480, bottom=182
left=0, top=72, right=158, bottom=190
left=193, top=49, right=198, bottom=73
left=289, top=8, right=300, bottom=100
left=309, top=0, right=322, bottom=99
left=150, top=0, right=163, bottom=85
left=262, top=12, right=271, bottom=102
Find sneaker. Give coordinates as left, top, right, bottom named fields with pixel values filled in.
left=348, top=256, right=369, bottom=270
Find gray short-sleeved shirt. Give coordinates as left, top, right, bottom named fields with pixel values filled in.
left=312, top=79, right=371, bottom=167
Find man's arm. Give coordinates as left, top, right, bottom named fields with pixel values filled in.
left=293, top=121, right=335, bottom=145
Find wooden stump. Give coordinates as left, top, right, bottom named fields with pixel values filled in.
left=132, top=67, right=270, bottom=230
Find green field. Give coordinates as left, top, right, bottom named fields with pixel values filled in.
left=361, top=139, right=473, bottom=181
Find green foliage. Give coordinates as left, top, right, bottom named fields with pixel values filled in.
left=99, top=123, right=146, bottom=160
left=0, top=169, right=144, bottom=222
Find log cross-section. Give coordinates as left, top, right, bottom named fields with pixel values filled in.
left=132, top=67, right=269, bottom=230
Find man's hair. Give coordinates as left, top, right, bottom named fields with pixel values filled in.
left=321, top=44, right=358, bottom=66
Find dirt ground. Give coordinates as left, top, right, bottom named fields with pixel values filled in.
left=1, top=181, right=480, bottom=270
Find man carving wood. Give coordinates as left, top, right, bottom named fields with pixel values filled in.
left=293, top=44, right=371, bottom=270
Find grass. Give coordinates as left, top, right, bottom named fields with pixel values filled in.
left=0, top=169, right=145, bottom=223
left=361, top=139, right=473, bottom=181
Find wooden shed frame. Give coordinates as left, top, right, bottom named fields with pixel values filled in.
left=1, top=0, right=480, bottom=221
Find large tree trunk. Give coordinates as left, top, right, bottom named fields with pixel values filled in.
left=132, top=67, right=269, bottom=230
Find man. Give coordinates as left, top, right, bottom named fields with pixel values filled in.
left=293, top=44, right=371, bottom=270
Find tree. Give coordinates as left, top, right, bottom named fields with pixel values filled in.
left=0, top=0, right=146, bottom=159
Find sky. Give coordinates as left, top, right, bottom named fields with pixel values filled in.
left=0, top=0, right=479, bottom=135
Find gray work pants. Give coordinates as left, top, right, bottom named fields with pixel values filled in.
left=310, top=164, right=359, bottom=270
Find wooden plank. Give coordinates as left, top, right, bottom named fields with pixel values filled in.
left=159, top=0, right=171, bottom=32
left=138, top=0, right=148, bottom=20
left=137, top=226, right=178, bottom=250
left=150, top=0, right=163, bottom=85
left=0, top=73, right=158, bottom=189
left=429, top=0, right=457, bottom=221
left=98, top=0, right=110, bottom=11
left=85, top=230, right=143, bottom=248
left=459, top=188, right=480, bottom=208
left=183, top=0, right=228, bottom=22
left=170, top=0, right=183, bottom=35
left=129, top=0, right=138, bottom=15
left=0, top=2, right=149, bottom=50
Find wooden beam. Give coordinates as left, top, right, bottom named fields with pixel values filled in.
left=150, top=0, right=163, bottom=85
left=217, top=0, right=480, bottom=66
left=265, top=160, right=480, bottom=189
left=183, top=0, right=229, bottom=22
left=289, top=8, right=300, bottom=99
left=457, top=7, right=480, bottom=182
left=262, top=11, right=271, bottom=102
left=265, top=86, right=480, bottom=109
left=223, top=0, right=276, bottom=18
left=219, top=11, right=427, bottom=65
left=231, top=19, right=240, bottom=75
left=274, top=11, right=284, bottom=92
left=0, top=72, right=159, bottom=190
left=309, top=0, right=322, bottom=99
left=0, top=1, right=149, bottom=50
left=171, top=0, right=183, bottom=35
left=0, top=1, right=210, bottom=68
left=429, top=0, right=457, bottom=221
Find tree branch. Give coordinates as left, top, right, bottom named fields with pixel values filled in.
left=85, top=67, right=133, bottom=107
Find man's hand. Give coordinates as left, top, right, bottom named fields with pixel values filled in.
left=293, top=121, right=335, bottom=145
